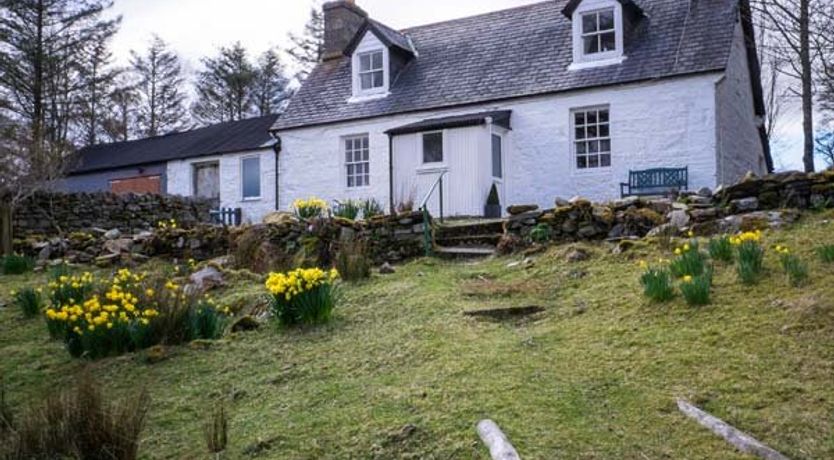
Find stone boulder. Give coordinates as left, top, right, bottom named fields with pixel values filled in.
left=507, top=204, right=539, bottom=216
left=189, top=266, right=225, bottom=292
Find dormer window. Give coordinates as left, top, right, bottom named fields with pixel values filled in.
left=568, top=0, right=627, bottom=70
left=358, top=50, right=384, bottom=90
left=581, top=9, right=616, bottom=56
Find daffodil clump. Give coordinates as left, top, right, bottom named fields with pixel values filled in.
left=293, top=197, right=329, bottom=220
left=44, top=268, right=230, bottom=359
left=157, top=219, right=179, bottom=230
left=638, top=260, right=675, bottom=303
left=265, top=267, right=340, bottom=326
left=775, top=245, right=809, bottom=287
left=732, top=230, right=765, bottom=285
left=669, top=237, right=708, bottom=278
left=10, top=287, right=43, bottom=318
left=678, top=270, right=713, bottom=306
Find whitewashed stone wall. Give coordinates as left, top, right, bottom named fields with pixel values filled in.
left=716, top=21, right=768, bottom=185
left=277, top=72, right=725, bottom=214
left=166, top=148, right=276, bottom=224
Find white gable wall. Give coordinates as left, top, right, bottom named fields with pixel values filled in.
left=715, top=21, right=768, bottom=185
left=166, top=148, right=277, bottom=223
left=277, top=72, right=723, bottom=213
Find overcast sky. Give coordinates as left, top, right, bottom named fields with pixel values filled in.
left=106, top=0, right=807, bottom=171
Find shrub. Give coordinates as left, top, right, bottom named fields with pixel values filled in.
left=529, top=223, right=552, bottom=244
left=45, top=269, right=230, bottom=359
left=776, top=246, right=809, bottom=287
left=639, top=263, right=675, bottom=302
left=669, top=239, right=707, bottom=278
left=334, top=238, right=371, bottom=282
left=0, top=374, right=149, bottom=460
left=679, top=271, right=712, bottom=306
left=293, top=197, right=328, bottom=220
left=708, top=235, right=734, bottom=263
left=265, top=267, right=340, bottom=326
left=360, top=198, right=384, bottom=220
left=0, top=254, right=33, bottom=275
left=11, top=288, right=42, bottom=319
left=732, top=231, right=764, bottom=285
left=817, top=244, right=834, bottom=263
left=332, top=200, right=361, bottom=220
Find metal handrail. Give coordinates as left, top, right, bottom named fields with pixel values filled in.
left=419, top=170, right=448, bottom=257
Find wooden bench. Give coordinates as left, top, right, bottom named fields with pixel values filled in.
left=620, top=167, right=688, bottom=198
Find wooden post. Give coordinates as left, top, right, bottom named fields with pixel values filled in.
left=477, top=420, right=521, bottom=460
left=0, top=200, right=12, bottom=257
left=676, top=399, right=789, bottom=460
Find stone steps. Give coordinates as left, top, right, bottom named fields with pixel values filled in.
left=433, top=219, right=506, bottom=257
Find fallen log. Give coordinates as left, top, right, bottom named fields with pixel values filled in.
left=676, top=399, right=789, bottom=460
left=477, top=419, right=521, bottom=460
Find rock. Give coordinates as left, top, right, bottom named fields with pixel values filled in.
left=731, top=197, right=759, bottom=212
left=554, top=197, right=570, bottom=207
left=689, top=207, right=719, bottom=221
left=262, top=212, right=298, bottom=225
left=566, top=248, right=590, bottom=262
left=697, top=187, right=713, bottom=197
left=577, top=224, right=599, bottom=238
left=379, top=262, right=396, bottom=274
left=103, top=229, right=121, bottom=240
left=672, top=202, right=689, bottom=211
left=507, top=204, right=539, bottom=215
left=143, top=345, right=168, bottom=364
left=231, top=315, right=261, bottom=333
left=189, top=266, right=225, bottom=292
left=647, top=223, right=678, bottom=238
left=688, top=196, right=713, bottom=207
left=103, top=238, right=133, bottom=255
left=612, top=196, right=640, bottom=210
left=37, top=245, right=52, bottom=261
left=95, top=253, right=120, bottom=267
left=611, top=239, right=636, bottom=255
left=569, top=196, right=591, bottom=206
left=668, top=210, right=691, bottom=229
left=647, top=199, right=673, bottom=215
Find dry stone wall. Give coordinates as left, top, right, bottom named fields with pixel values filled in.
left=12, top=191, right=214, bottom=237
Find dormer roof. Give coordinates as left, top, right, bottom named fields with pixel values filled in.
left=344, top=19, right=416, bottom=57
left=561, top=0, right=643, bottom=18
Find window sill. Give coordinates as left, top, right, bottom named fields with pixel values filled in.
left=417, top=164, right=448, bottom=174
left=568, top=56, right=626, bottom=71
left=348, top=92, right=390, bottom=104
left=241, top=197, right=262, bottom=202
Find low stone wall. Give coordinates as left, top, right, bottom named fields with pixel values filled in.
left=12, top=191, right=214, bottom=237
left=504, top=170, right=834, bottom=249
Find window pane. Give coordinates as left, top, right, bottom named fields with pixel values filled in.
left=360, top=54, right=371, bottom=71
left=583, top=36, right=599, bottom=54
left=577, top=156, right=587, bottom=169
left=242, top=157, right=260, bottom=198
left=600, top=154, right=611, bottom=167
left=600, top=31, right=616, bottom=52
left=372, top=71, right=384, bottom=88
left=492, top=134, right=502, bottom=178
left=599, top=10, right=615, bottom=30
left=361, top=73, right=373, bottom=90
left=582, top=13, right=597, bottom=33
left=587, top=111, right=597, bottom=124
left=362, top=136, right=369, bottom=149
left=599, top=123, right=610, bottom=137
left=576, top=142, right=587, bottom=154
left=587, top=125, right=598, bottom=138
left=423, top=132, right=443, bottom=163
left=600, top=139, right=611, bottom=152
left=371, top=51, right=383, bottom=69
left=575, top=127, right=585, bottom=140
left=589, top=155, right=599, bottom=168
left=589, top=140, right=599, bottom=154
left=599, top=110, right=609, bottom=122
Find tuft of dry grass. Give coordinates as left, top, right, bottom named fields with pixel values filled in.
left=204, top=402, right=229, bottom=458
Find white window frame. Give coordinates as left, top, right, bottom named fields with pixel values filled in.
left=569, top=0, right=625, bottom=70
left=350, top=34, right=390, bottom=100
left=343, top=134, right=370, bottom=189
left=421, top=131, right=445, bottom=166
left=571, top=106, right=612, bottom=171
left=240, top=154, right=261, bottom=201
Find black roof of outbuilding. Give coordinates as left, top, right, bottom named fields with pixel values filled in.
left=385, top=110, right=512, bottom=136
left=68, top=115, right=280, bottom=175
left=273, top=0, right=743, bottom=132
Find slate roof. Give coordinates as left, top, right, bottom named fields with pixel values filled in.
left=385, top=110, right=512, bottom=135
left=69, top=115, right=280, bottom=175
left=273, top=0, right=742, bottom=132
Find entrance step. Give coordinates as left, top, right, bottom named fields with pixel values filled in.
left=433, top=218, right=506, bottom=257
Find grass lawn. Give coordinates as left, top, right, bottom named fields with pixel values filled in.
left=2, top=212, right=834, bottom=459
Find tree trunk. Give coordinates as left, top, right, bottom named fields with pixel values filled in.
left=800, top=0, right=815, bottom=173
left=0, top=201, right=12, bottom=257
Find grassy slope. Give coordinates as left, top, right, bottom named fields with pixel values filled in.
left=2, top=213, right=834, bottom=459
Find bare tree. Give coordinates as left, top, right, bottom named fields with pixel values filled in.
left=131, top=36, right=188, bottom=137
left=752, top=0, right=834, bottom=172
left=816, top=132, right=834, bottom=168
left=286, top=5, right=324, bottom=83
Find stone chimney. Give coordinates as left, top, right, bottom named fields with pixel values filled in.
left=322, top=0, right=368, bottom=60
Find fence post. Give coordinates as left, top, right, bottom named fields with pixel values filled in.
left=0, top=200, right=12, bottom=257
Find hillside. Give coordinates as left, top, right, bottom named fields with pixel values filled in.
left=1, top=211, right=834, bottom=459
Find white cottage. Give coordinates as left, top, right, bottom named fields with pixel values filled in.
left=271, top=0, right=771, bottom=217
